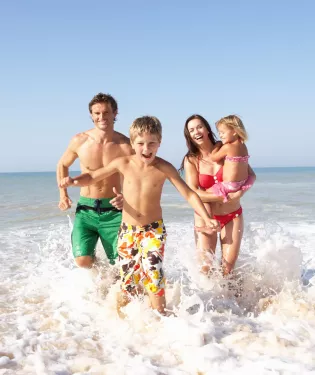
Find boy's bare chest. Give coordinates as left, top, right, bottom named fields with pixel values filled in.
left=123, top=168, right=165, bottom=191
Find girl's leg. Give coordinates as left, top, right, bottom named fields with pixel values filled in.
left=195, top=203, right=217, bottom=274
left=220, top=214, right=244, bottom=275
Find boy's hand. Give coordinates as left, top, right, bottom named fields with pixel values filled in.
left=59, top=177, right=75, bottom=188
left=195, top=219, right=220, bottom=233
left=109, top=187, right=124, bottom=210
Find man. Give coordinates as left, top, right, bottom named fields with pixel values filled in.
left=57, top=93, right=132, bottom=268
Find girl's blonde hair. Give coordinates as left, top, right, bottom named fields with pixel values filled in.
left=130, top=116, right=162, bottom=143
left=216, top=115, right=248, bottom=142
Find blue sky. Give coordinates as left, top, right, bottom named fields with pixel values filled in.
left=0, top=0, right=314, bottom=172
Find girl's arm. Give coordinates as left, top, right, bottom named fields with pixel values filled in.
left=211, top=143, right=230, bottom=163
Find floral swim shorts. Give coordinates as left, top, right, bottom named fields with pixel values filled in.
left=117, top=219, right=167, bottom=296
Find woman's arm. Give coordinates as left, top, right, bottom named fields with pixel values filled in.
left=184, top=157, right=224, bottom=203
left=248, top=164, right=256, bottom=180
left=228, top=164, right=256, bottom=200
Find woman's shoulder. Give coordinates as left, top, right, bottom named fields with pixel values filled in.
left=184, top=154, right=198, bottom=167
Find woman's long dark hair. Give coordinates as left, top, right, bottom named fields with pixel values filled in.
left=179, top=114, right=217, bottom=171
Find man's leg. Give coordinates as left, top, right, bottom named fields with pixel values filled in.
left=72, top=209, right=99, bottom=268
left=98, top=210, right=122, bottom=265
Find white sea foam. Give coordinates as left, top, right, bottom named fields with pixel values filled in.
left=1, top=214, right=315, bottom=374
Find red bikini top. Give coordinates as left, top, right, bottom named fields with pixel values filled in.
left=197, top=157, right=223, bottom=189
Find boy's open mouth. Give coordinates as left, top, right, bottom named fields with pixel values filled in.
left=142, top=153, right=152, bottom=159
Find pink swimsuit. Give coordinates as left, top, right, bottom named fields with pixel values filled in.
left=211, top=155, right=254, bottom=202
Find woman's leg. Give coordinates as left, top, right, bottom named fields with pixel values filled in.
left=195, top=203, right=217, bottom=274
left=220, top=214, right=244, bottom=275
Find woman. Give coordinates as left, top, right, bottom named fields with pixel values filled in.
left=179, top=114, right=256, bottom=275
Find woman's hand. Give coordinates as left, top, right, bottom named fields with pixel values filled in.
left=227, top=190, right=244, bottom=201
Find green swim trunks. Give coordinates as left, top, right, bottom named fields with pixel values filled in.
left=71, top=196, right=122, bottom=265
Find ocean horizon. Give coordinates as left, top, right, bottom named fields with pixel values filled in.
left=1, top=165, right=314, bottom=175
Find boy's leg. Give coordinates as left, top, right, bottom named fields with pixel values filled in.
left=141, top=220, right=167, bottom=314
left=116, top=284, right=144, bottom=318
left=147, top=290, right=166, bottom=315
left=116, top=291, right=131, bottom=318
left=116, top=223, right=142, bottom=318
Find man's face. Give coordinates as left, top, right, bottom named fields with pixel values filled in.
left=90, top=102, right=117, bottom=131
left=131, top=132, right=161, bottom=165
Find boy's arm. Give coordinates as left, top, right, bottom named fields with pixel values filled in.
left=163, top=162, right=220, bottom=230
left=211, top=143, right=229, bottom=162
left=59, top=158, right=121, bottom=188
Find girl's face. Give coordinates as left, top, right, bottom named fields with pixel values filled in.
left=217, top=124, right=238, bottom=144
left=187, top=119, right=209, bottom=146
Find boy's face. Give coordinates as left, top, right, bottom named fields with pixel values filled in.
left=131, top=132, right=161, bottom=164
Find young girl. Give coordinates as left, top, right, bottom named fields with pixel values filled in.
left=211, top=115, right=255, bottom=202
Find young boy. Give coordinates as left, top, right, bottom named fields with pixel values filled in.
left=59, top=116, right=219, bottom=316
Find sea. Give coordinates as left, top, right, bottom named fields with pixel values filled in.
left=1, top=167, right=315, bottom=375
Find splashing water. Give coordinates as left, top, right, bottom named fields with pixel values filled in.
left=1, top=214, right=315, bottom=375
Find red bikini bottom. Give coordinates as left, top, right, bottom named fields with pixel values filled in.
left=213, top=206, right=243, bottom=229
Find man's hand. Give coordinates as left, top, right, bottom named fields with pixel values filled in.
left=59, top=177, right=75, bottom=188
left=58, top=196, right=73, bottom=211
left=109, top=187, right=124, bottom=210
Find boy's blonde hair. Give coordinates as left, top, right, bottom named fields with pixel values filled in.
left=216, top=115, right=248, bottom=142
left=130, top=116, right=162, bottom=143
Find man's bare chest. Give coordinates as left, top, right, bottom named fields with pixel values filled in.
left=78, top=143, right=120, bottom=170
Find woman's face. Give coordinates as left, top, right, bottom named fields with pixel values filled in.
left=187, top=119, right=209, bottom=146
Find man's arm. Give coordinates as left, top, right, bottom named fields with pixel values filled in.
left=163, top=161, right=219, bottom=231
left=56, top=136, right=80, bottom=210
left=59, top=158, right=122, bottom=188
